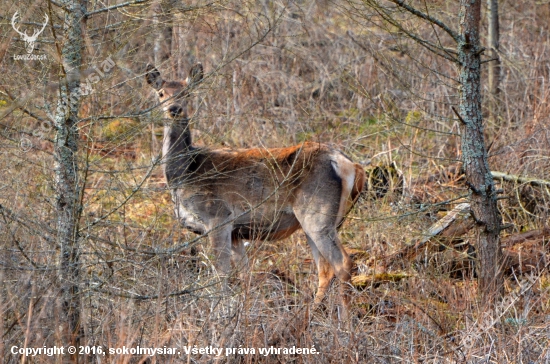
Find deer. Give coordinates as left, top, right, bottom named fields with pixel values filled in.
left=145, top=63, right=366, bottom=316
left=11, top=12, right=49, bottom=54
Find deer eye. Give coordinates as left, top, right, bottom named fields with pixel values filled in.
left=158, top=90, right=164, bottom=97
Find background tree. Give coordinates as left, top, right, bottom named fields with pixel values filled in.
left=1, top=0, right=549, bottom=362
left=457, top=0, right=502, bottom=302
left=487, top=0, right=500, bottom=121
left=343, top=0, right=503, bottom=305
left=53, top=0, right=86, bottom=354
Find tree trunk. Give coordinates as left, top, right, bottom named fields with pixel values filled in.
left=153, top=1, right=172, bottom=65
left=172, top=12, right=186, bottom=78
left=487, top=0, right=500, bottom=121
left=458, top=0, right=502, bottom=306
left=54, top=0, right=86, bottom=358
left=152, top=7, right=161, bottom=157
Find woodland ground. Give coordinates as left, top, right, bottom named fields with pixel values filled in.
left=1, top=0, right=550, bottom=363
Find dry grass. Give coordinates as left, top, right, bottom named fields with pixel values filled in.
left=1, top=0, right=550, bottom=362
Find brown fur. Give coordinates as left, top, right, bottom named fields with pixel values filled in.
left=145, top=63, right=366, bottom=317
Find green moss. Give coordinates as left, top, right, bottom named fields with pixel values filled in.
left=405, top=110, right=422, bottom=124
left=102, top=118, right=138, bottom=141
left=334, top=112, right=382, bottom=137
left=540, top=275, right=550, bottom=291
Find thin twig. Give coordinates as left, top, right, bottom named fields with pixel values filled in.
left=85, top=0, right=150, bottom=17
left=481, top=57, right=499, bottom=64
left=451, top=106, right=467, bottom=125
left=388, top=0, right=460, bottom=42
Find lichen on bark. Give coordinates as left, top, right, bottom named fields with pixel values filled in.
left=458, top=0, right=502, bottom=306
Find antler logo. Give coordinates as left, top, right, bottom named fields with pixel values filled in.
left=11, top=11, right=48, bottom=54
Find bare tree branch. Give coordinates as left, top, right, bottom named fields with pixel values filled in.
left=387, top=0, right=460, bottom=42
left=85, top=0, right=150, bottom=18
left=367, top=3, right=459, bottom=63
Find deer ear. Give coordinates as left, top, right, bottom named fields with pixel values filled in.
left=187, top=63, right=204, bottom=86
left=145, top=64, right=163, bottom=90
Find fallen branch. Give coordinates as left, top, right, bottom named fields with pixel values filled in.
left=413, top=166, right=550, bottom=188
left=502, top=228, right=550, bottom=247
left=398, top=203, right=471, bottom=260
left=491, top=171, right=550, bottom=188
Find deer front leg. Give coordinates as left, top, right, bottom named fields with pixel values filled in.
left=208, top=224, right=233, bottom=280
left=231, top=238, right=249, bottom=282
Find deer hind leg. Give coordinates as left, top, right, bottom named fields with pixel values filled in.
left=305, top=234, right=334, bottom=304
left=296, top=207, right=353, bottom=316
left=294, top=158, right=357, bottom=317
left=306, top=228, right=352, bottom=312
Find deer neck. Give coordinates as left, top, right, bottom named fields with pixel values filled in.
left=162, top=118, right=194, bottom=186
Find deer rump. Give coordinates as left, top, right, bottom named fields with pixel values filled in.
left=167, top=141, right=363, bottom=242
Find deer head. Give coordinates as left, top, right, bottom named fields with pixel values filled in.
left=11, top=12, right=49, bottom=54
left=145, top=63, right=204, bottom=120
